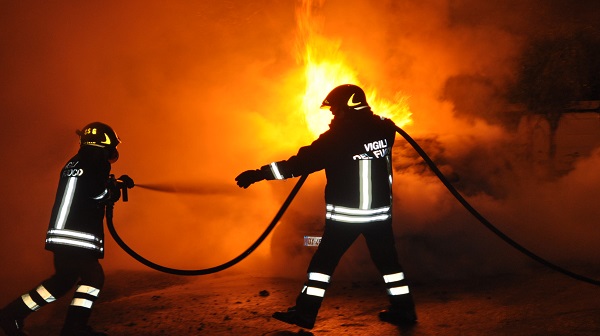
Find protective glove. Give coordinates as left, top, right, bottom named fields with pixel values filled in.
left=117, top=174, right=135, bottom=189
left=106, top=181, right=121, bottom=203
left=235, top=169, right=265, bottom=189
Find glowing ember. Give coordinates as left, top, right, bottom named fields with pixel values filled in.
left=296, top=0, right=412, bottom=137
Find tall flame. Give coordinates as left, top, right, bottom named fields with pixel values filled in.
left=296, top=0, right=412, bottom=137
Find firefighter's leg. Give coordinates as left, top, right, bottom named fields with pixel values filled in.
left=273, top=221, right=359, bottom=329
left=1, top=252, right=79, bottom=335
left=364, top=220, right=417, bottom=325
left=60, top=255, right=105, bottom=336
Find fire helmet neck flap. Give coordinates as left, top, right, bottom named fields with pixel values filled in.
left=320, top=84, right=370, bottom=111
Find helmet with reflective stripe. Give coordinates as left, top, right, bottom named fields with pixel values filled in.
left=77, top=122, right=121, bottom=149
left=320, top=84, right=369, bottom=111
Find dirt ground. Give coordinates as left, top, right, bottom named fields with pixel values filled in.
left=16, top=266, right=600, bottom=336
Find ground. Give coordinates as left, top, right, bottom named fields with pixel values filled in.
left=17, top=266, right=600, bottom=336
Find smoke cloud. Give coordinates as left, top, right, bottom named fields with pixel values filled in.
left=1, top=0, right=599, bottom=303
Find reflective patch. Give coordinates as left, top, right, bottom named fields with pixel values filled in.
left=71, top=298, right=94, bottom=309
left=45, top=237, right=102, bottom=252
left=47, top=229, right=100, bottom=242
left=76, top=285, right=100, bottom=297
left=36, top=285, right=56, bottom=303
left=326, top=204, right=390, bottom=215
left=308, top=272, right=331, bottom=283
left=21, top=293, right=40, bottom=311
left=325, top=205, right=391, bottom=223
left=55, top=177, right=77, bottom=229
left=359, top=160, right=372, bottom=209
left=327, top=213, right=390, bottom=223
left=387, top=286, right=410, bottom=296
left=306, top=287, right=326, bottom=297
left=270, top=162, right=284, bottom=180
left=93, top=188, right=108, bottom=200
left=383, top=272, right=404, bottom=283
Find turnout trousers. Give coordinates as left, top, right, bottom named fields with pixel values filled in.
left=295, top=218, right=415, bottom=317
left=2, top=250, right=105, bottom=331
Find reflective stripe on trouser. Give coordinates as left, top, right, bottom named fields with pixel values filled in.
left=301, top=272, right=331, bottom=298
left=295, top=272, right=331, bottom=317
left=383, top=271, right=415, bottom=309
left=70, top=285, right=101, bottom=309
left=20, top=285, right=57, bottom=311
left=383, top=271, right=410, bottom=296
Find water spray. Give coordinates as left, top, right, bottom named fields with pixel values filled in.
left=135, top=182, right=238, bottom=195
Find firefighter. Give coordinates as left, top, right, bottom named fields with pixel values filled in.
left=0, top=122, right=133, bottom=336
left=235, top=84, right=417, bottom=329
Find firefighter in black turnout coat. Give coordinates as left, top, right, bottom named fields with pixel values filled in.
left=236, top=85, right=417, bottom=329
left=0, top=122, right=133, bottom=336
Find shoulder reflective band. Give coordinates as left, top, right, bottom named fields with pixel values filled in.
left=270, top=162, right=284, bottom=180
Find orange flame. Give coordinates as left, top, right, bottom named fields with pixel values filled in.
left=296, top=0, right=412, bottom=137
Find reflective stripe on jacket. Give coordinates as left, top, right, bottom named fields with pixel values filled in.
left=261, top=110, right=396, bottom=222
left=45, top=146, right=111, bottom=257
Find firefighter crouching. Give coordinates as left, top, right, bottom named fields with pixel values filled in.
left=236, top=84, right=417, bottom=329
left=0, top=122, right=133, bottom=336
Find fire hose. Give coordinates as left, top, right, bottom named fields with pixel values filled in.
left=106, top=128, right=599, bottom=286
left=394, top=126, right=599, bottom=287
left=105, top=174, right=308, bottom=276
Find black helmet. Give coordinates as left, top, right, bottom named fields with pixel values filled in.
left=320, top=84, right=369, bottom=111
left=77, top=122, right=121, bottom=149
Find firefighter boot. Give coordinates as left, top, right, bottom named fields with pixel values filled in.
left=59, top=325, right=107, bottom=336
left=60, top=305, right=106, bottom=336
left=0, top=309, right=28, bottom=336
left=379, top=293, right=417, bottom=326
left=272, top=306, right=316, bottom=330
left=378, top=307, right=417, bottom=326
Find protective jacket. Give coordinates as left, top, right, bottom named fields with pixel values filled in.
left=45, top=146, right=113, bottom=258
left=262, top=109, right=397, bottom=223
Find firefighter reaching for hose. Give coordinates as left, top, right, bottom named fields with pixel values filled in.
left=0, top=122, right=133, bottom=336
left=235, top=84, right=417, bottom=330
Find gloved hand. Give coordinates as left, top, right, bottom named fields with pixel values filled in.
left=117, top=174, right=135, bottom=189
left=235, top=169, right=265, bottom=189
left=107, top=181, right=121, bottom=203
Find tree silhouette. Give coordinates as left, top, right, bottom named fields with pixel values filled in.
left=509, top=31, right=600, bottom=167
